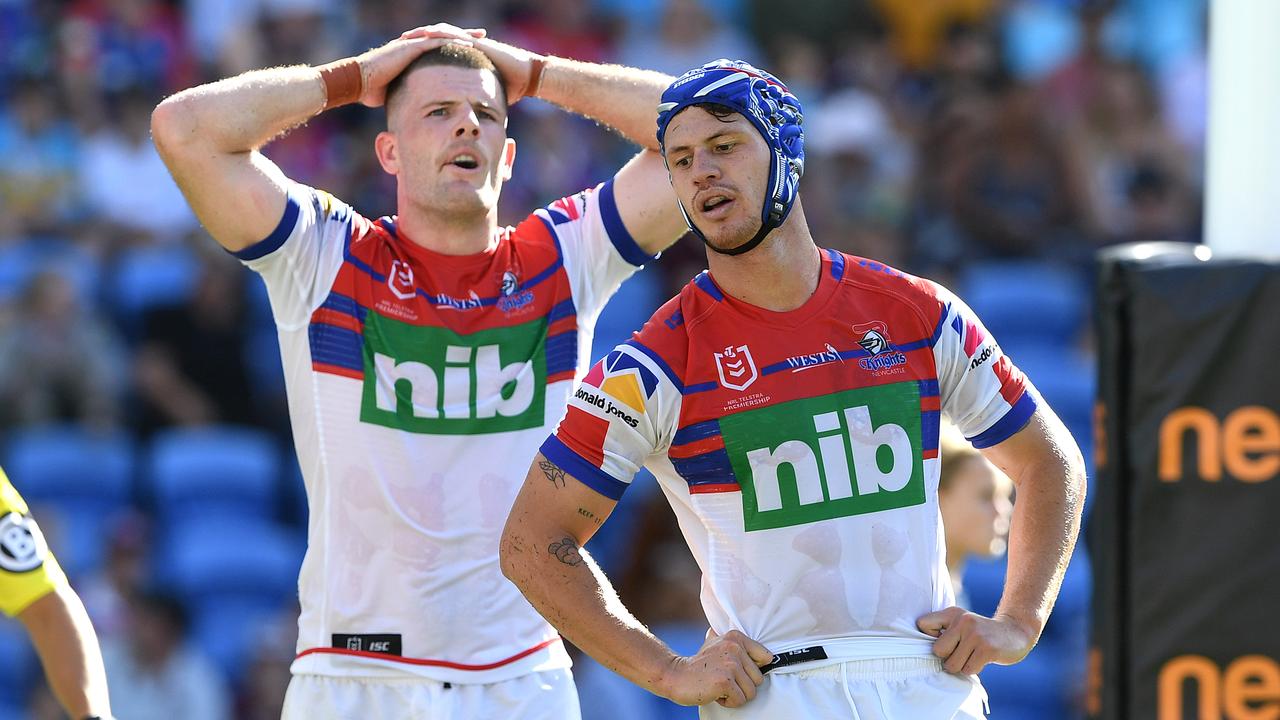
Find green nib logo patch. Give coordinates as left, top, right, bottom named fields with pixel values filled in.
left=720, top=383, right=926, bottom=531
left=360, top=313, right=547, bottom=435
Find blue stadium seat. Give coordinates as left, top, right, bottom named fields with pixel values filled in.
left=0, top=242, right=100, bottom=306
left=5, top=426, right=135, bottom=507
left=147, top=425, right=282, bottom=520
left=156, top=513, right=303, bottom=604
left=590, top=269, right=664, bottom=361
left=107, top=245, right=199, bottom=330
left=191, top=596, right=295, bottom=685
left=4, top=426, right=137, bottom=576
left=964, top=551, right=1091, bottom=719
left=959, top=261, right=1088, bottom=355
left=0, top=619, right=36, bottom=708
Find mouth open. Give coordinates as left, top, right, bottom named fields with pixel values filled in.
left=699, top=194, right=735, bottom=218
left=446, top=153, right=481, bottom=170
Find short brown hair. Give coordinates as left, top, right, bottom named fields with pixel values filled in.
left=385, top=44, right=508, bottom=119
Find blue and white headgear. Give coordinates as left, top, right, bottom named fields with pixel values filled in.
left=656, top=59, right=805, bottom=256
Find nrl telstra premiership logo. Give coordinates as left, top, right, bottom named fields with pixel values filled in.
left=715, top=344, right=758, bottom=391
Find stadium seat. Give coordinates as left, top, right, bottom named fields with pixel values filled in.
left=4, top=426, right=137, bottom=576
left=590, top=269, right=664, bottom=360
left=191, top=595, right=295, bottom=685
left=0, top=241, right=101, bottom=306
left=146, top=425, right=283, bottom=520
left=0, top=619, right=35, bottom=708
left=156, top=513, right=304, bottom=604
left=107, top=245, right=199, bottom=333
left=959, top=261, right=1088, bottom=354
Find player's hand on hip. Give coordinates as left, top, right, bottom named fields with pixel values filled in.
left=660, top=629, right=773, bottom=708
left=354, top=26, right=483, bottom=108
left=917, top=606, right=1038, bottom=675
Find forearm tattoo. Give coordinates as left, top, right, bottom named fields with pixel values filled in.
left=548, top=537, right=584, bottom=567
left=539, top=459, right=566, bottom=488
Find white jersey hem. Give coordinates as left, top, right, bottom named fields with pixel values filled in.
left=289, top=637, right=572, bottom=685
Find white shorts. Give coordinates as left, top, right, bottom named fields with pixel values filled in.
left=698, top=657, right=988, bottom=720
left=281, top=668, right=581, bottom=720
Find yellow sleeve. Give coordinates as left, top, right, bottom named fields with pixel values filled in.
left=0, top=468, right=67, bottom=617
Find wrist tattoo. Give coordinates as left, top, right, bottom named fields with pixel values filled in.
left=539, top=460, right=566, bottom=488
left=548, top=537, right=583, bottom=566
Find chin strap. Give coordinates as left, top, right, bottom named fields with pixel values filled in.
left=682, top=197, right=784, bottom=257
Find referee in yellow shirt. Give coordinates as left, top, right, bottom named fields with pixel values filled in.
left=1, top=467, right=112, bottom=720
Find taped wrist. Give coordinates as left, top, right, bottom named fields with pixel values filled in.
left=526, top=56, right=547, bottom=98
left=317, top=58, right=362, bottom=110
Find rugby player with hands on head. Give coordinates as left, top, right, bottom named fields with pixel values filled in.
left=152, top=21, right=686, bottom=720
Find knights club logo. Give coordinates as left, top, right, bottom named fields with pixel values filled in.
left=714, top=344, right=758, bottom=391
left=388, top=259, right=416, bottom=300
left=853, top=321, right=908, bottom=373
left=854, top=321, right=892, bottom=355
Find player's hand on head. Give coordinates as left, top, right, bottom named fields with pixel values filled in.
left=917, top=606, right=1038, bottom=676
left=353, top=28, right=480, bottom=108
left=660, top=628, right=773, bottom=708
left=404, top=30, right=544, bottom=104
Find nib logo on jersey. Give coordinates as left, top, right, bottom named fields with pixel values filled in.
left=576, top=350, right=659, bottom=429
left=854, top=321, right=907, bottom=375
left=359, top=313, right=547, bottom=435
left=720, top=383, right=926, bottom=531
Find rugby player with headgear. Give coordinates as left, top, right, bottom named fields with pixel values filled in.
left=500, top=60, right=1086, bottom=717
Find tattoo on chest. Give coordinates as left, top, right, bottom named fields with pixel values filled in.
left=548, top=537, right=583, bottom=566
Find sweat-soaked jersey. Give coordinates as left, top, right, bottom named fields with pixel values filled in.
left=235, top=179, right=656, bottom=683
left=544, top=249, right=1037, bottom=665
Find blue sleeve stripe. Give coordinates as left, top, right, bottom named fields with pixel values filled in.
left=599, top=179, right=654, bottom=267
left=673, top=419, right=721, bottom=446
left=540, top=435, right=629, bottom=501
left=968, top=392, right=1038, bottom=449
left=927, top=302, right=952, bottom=347
left=826, top=248, right=846, bottom=280
left=233, top=191, right=300, bottom=261
left=624, top=339, right=684, bottom=393
left=692, top=272, right=724, bottom=302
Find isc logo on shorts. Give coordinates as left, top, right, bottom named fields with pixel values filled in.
left=359, top=313, right=547, bottom=435
left=721, top=383, right=926, bottom=531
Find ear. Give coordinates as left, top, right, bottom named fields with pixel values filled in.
left=499, top=138, right=516, bottom=181
left=375, top=131, right=399, bottom=176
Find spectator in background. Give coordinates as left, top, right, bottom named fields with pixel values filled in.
left=508, top=0, right=616, bottom=64
left=59, top=0, right=194, bottom=98
left=617, top=0, right=759, bottom=76
left=871, top=0, right=998, bottom=72
left=938, top=421, right=1014, bottom=610
left=80, top=511, right=152, bottom=646
left=79, top=87, right=198, bottom=245
left=102, top=589, right=232, bottom=720
left=0, top=78, right=80, bottom=239
left=133, top=250, right=260, bottom=434
left=804, top=87, right=913, bottom=267
left=947, top=75, right=1094, bottom=262
left=1064, top=60, right=1195, bottom=244
left=0, top=270, right=125, bottom=431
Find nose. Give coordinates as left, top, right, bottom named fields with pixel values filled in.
left=454, top=109, right=481, bottom=137
left=691, top=149, right=721, bottom=186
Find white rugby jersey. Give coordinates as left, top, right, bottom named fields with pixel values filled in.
left=545, top=251, right=1037, bottom=666
left=235, top=179, right=656, bottom=683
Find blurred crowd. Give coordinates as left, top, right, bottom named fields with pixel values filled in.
left=0, top=0, right=1205, bottom=718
